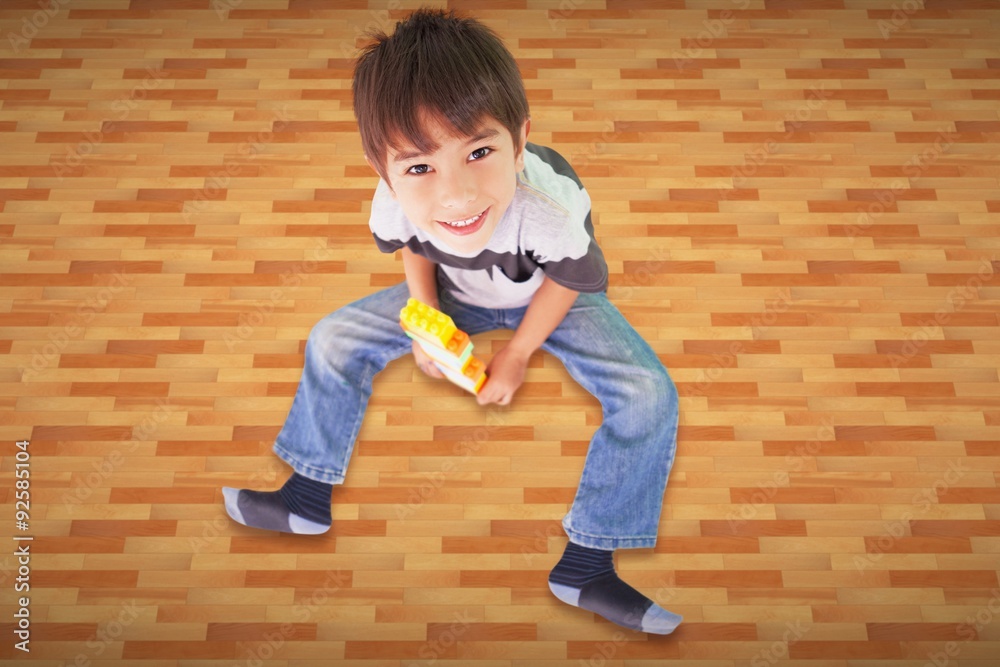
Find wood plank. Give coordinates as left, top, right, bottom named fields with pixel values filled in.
left=2, top=3, right=998, bottom=665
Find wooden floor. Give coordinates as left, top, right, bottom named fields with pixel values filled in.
left=1, top=1, right=999, bottom=665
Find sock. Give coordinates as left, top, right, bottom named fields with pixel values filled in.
left=548, top=541, right=682, bottom=635
left=222, top=472, right=332, bottom=535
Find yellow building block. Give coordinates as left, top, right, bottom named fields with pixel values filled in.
left=400, top=298, right=488, bottom=395
left=402, top=320, right=471, bottom=357
left=399, top=298, right=459, bottom=350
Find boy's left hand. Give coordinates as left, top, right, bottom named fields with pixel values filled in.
left=476, top=345, right=530, bottom=406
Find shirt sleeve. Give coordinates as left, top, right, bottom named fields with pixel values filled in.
left=371, top=233, right=405, bottom=253
left=368, top=178, right=410, bottom=253
left=531, top=209, right=608, bottom=293
left=515, top=144, right=608, bottom=294
left=519, top=176, right=608, bottom=294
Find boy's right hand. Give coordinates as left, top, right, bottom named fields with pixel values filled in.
left=412, top=339, right=445, bottom=379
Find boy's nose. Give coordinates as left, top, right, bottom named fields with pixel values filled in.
left=439, top=173, right=476, bottom=211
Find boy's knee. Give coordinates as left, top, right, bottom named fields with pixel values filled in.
left=658, top=368, right=678, bottom=406
left=306, top=311, right=357, bottom=358
left=307, top=313, right=340, bottom=347
left=632, top=364, right=676, bottom=413
left=652, top=366, right=677, bottom=410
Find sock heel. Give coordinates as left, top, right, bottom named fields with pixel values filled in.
left=547, top=581, right=581, bottom=606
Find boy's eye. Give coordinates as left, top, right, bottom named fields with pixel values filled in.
left=404, top=147, right=492, bottom=176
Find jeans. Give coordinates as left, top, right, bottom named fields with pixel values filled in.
left=273, top=282, right=679, bottom=550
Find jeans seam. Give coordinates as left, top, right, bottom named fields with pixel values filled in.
left=273, top=441, right=346, bottom=484
left=339, top=356, right=379, bottom=469
left=565, top=523, right=657, bottom=543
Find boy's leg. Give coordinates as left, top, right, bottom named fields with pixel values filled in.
left=529, top=291, right=681, bottom=633
left=224, top=282, right=415, bottom=533
left=539, top=291, right=678, bottom=549
left=272, top=282, right=415, bottom=482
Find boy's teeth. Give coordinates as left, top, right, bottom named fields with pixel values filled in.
left=444, top=210, right=482, bottom=227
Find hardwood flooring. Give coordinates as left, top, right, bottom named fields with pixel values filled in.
left=1, top=1, right=998, bottom=665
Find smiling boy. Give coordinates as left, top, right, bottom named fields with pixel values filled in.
left=222, top=7, right=682, bottom=635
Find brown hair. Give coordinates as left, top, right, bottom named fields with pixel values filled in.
left=352, top=7, right=529, bottom=186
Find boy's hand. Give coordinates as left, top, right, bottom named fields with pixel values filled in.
left=476, top=345, right=530, bottom=406
left=412, top=339, right=445, bottom=379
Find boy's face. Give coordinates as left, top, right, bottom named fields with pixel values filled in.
left=372, top=111, right=530, bottom=254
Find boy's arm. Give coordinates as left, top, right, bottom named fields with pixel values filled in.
left=477, top=275, right=579, bottom=406
left=401, top=246, right=439, bottom=309
left=401, top=246, right=446, bottom=378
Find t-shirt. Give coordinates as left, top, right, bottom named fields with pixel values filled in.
left=368, top=142, right=608, bottom=309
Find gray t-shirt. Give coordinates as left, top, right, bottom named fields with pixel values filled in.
left=369, top=142, right=608, bottom=309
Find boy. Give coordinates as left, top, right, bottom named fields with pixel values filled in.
left=223, top=8, right=682, bottom=635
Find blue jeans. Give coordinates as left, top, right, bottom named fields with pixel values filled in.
left=273, top=282, right=679, bottom=550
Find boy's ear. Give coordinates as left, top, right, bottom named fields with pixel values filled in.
left=514, top=118, right=531, bottom=172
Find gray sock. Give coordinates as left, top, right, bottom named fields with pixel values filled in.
left=548, top=542, right=682, bottom=635
left=222, top=487, right=330, bottom=535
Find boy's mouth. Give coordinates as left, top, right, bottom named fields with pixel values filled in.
left=436, top=207, right=489, bottom=236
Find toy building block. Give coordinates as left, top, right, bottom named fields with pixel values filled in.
left=399, top=299, right=471, bottom=358
left=434, top=355, right=487, bottom=395
left=399, top=298, right=488, bottom=395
